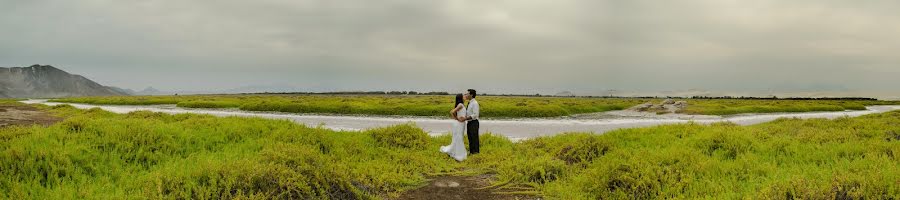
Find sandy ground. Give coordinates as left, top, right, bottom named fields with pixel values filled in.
left=0, top=103, right=60, bottom=127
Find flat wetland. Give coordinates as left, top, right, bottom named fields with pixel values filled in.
left=3, top=96, right=900, bottom=199
left=52, top=94, right=900, bottom=118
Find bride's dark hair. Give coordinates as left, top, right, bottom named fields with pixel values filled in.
left=455, top=94, right=464, bottom=108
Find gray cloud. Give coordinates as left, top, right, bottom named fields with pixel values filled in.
left=1, top=0, right=898, bottom=97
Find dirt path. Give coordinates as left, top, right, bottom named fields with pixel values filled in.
left=0, top=103, right=61, bottom=127
left=397, top=175, right=540, bottom=200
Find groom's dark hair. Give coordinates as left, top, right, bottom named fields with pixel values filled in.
left=467, top=89, right=477, bottom=98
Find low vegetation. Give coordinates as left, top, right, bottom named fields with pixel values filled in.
left=54, top=95, right=900, bottom=118
left=677, top=99, right=900, bottom=115
left=2, top=101, right=899, bottom=199
left=1, top=104, right=455, bottom=199
left=52, top=95, right=646, bottom=118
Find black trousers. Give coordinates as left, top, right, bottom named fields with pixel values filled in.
left=467, top=120, right=480, bottom=154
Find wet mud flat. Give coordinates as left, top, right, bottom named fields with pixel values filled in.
left=0, top=103, right=61, bottom=127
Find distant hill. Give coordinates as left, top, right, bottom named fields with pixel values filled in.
left=109, top=87, right=137, bottom=95
left=0, top=64, right=129, bottom=98
left=554, top=91, right=576, bottom=97
left=135, top=87, right=170, bottom=95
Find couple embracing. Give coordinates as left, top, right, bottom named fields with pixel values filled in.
left=439, top=89, right=480, bottom=161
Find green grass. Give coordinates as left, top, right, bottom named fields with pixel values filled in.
left=176, top=100, right=241, bottom=108
left=1, top=104, right=455, bottom=199
left=674, top=99, right=900, bottom=115
left=52, top=96, right=183, bottom=105
left=53, top=95, right=900, bottom=117
left=0, top=98, right=26, bottom=103
left=474, top=118, right=900, bottom=199
left=52, top=95, right=647, bottom=118
left=3, top=101, right=900, bottom=199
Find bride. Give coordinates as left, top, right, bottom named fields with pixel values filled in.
left=440, top=94, right=468, bottom=161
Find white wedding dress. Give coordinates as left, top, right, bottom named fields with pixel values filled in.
left=440, top=103, right=468, bottom=161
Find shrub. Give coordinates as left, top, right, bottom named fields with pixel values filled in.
left=755, top=176, right=889, bottom=200
left=59, top=116, right=90, bottom=133
left=693, top=129, right=754, bottom=159
left=497, top=155, right=567, bottom=184
left=555, top=135, right=614, bottom=164
left=142, top=158, right=366, bottom=200
left=367, top=123, right=429, bottom=149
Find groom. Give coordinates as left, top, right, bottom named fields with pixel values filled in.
left=463, top=89, right=480, bottom=154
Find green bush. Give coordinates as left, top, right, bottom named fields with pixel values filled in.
left=756, top=175, right=898, bottom=200
left=554, top=135, right=614, bottom=164
left=498, top=155, right=567, bottom=184
left=367, top=123, right=429, bottom=149
left=693, top=128, right=754, bottom=159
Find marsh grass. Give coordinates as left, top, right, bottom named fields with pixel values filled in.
left=1, top=104, right=457, bottom=199
left=678, top=99, right=900, bottom=115
left=54, top=95, right=900, bottom=118
left=53, top=95, right=646, bottom=118
left=2, top=102, right=900, bottom=199
left=176, top=100, right=241, bottom=108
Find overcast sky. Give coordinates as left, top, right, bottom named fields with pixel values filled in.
left=1, top=0, right=898, bottom=97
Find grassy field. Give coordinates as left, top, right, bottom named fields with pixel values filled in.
left=52, top=95, right=900, bottom=118
left=2, top=101, right=899, bottom=199
left=677, top=99, right=900, bottom=115
left=51, top=95, right=647, bottom=118
left=1, top=104, right=455, bottom=199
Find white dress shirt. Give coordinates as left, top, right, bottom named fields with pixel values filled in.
left=467, top=99, right=480, bottom=121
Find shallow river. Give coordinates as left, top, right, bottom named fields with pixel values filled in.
left=22, top=99, right=900, bottom=141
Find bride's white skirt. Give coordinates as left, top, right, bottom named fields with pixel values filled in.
left=440, top=122, right=467, bottom=161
